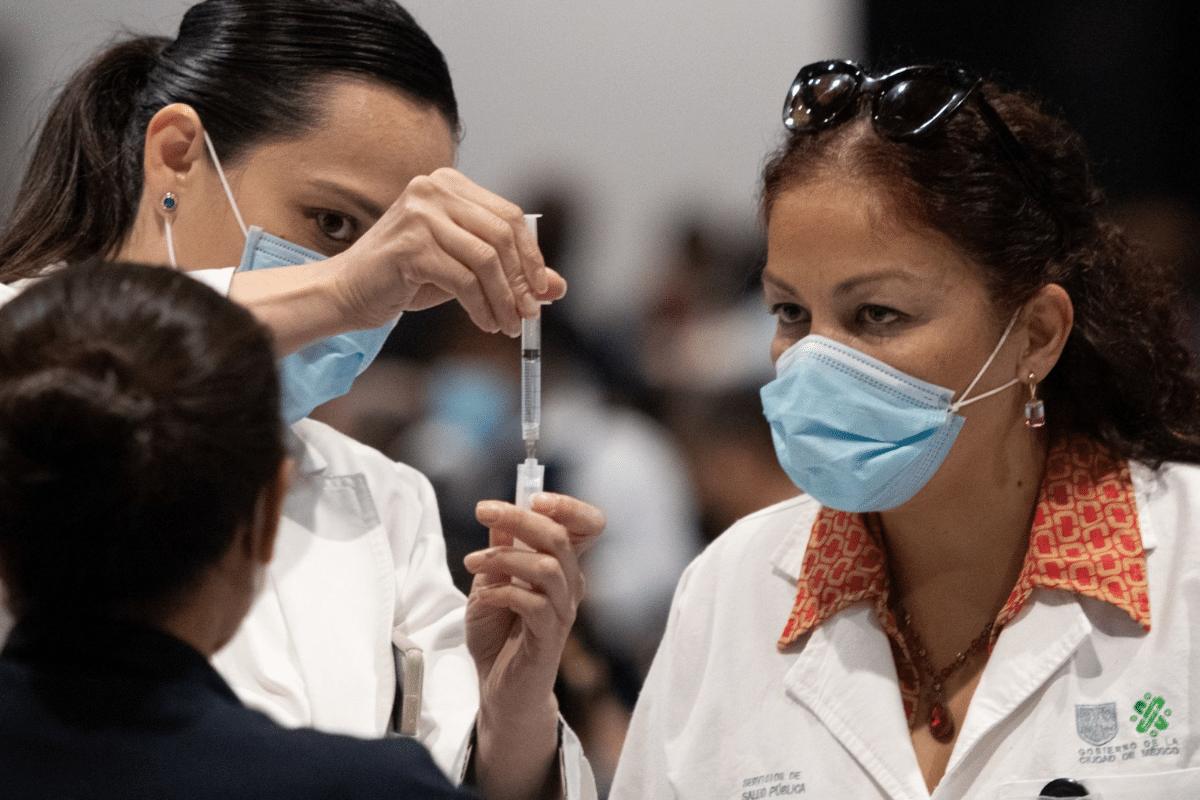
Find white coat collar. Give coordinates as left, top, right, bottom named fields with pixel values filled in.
left=767, top=498, right=815, bottom=581
left=783, top=604, right=929, bottom=799
left=287, top=423, right=329, bottom=476
left=780, top=582, right=1097, bottom=800
left=1131, top=459, right=1161, bottom=553
left=942, top=590, right=1092, bottom=785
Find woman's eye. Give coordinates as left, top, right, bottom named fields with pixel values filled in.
left=314, top=210, right=358, bottom=243
left=857, top=304, right=902, bottom=326
left=770, top=302, right=808, bottom=325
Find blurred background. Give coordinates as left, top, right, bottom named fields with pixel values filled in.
left=2, top=1, right=1196, bottom=794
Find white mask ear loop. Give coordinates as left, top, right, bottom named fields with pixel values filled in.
left=949, top=312, right=1021, bottom=413
left=164, top=218, right=178, bottom=268
left=203, top=131, right=249, bottom=239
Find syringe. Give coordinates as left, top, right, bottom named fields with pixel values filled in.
left=520, top=314, right=541, bottom=459
left=515, top=214, right=544, bottom=511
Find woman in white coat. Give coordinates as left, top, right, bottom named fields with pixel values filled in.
left=0, top=3, right=602, bottom=799
left=610, top=61, right=1200, bottom=799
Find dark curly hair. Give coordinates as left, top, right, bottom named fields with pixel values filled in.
left=0, top=260, right=284, bottom=618
left=762, top=67, right=1200, bottom=467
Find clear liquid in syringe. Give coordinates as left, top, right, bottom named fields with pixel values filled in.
left=520, top=315, right=541, bottom=459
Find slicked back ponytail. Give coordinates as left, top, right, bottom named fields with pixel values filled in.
left=0, top=38, right=166, bottom=280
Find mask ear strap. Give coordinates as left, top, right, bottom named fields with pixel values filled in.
left=949, top=312, right=1020, bottom=413
left=165, top=218, right=178, bottom=268
left=203, top=131, right=249, bottom=239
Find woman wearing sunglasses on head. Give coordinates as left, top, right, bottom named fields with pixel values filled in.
left=0, top=3, right=602, bottom=799
left=0, top=260, right=472, bottom=799
left=610, top=60, right=1200, bottom=799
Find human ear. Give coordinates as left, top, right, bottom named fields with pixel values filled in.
left=1019, top=283, right=1074, bottom=382
left=141, top=103, right=209, bottom=214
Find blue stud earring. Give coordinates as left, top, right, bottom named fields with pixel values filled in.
left=162, top=192, right=177, bottom=212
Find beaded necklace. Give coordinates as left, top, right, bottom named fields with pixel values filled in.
left=897, top=609, right=994, bottom=742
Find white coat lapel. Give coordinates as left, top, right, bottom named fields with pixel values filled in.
left=266, top=427, right=397, bottom=737
left=784, top=603, right=930, bottom=800
left=945, top=590, right=1091, bottom=778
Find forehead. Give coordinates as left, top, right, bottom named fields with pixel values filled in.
left=764, top=180, right=986, bottom=295
left=232, top=78, right=457, bottom=207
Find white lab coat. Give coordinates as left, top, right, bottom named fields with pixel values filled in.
left=212, top=418, right=476, bottom=768
left=0, top=272, right=596, bottom=799
left=213, top=419, right=594, bottom=797
left=610, top=459, right=1200, bottom=800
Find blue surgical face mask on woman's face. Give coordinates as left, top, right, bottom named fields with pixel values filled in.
left=759, top=315, right=1020, bottom=512
left=199, top=132, right=398, bottom=425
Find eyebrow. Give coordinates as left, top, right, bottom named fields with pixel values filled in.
left=761, top=271, right=796, bottom=295
left=761, top=268, right=917, bottom=296
left=306, top=179, right=387, bottom=223
left=832, top=269, right=918, bottom=295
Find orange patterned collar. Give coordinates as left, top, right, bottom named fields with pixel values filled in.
left=778, top=437, right=1150, bottom=653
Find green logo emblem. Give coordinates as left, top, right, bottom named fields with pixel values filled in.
left=1131, top=693, right=1171, bottom=736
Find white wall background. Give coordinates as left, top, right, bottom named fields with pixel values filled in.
left=0, top=0, right=861, bottom=330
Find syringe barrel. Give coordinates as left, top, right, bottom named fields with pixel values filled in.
left=519, top=212, right=543, bottom=462
left=520, top=316, right=541, bottom=441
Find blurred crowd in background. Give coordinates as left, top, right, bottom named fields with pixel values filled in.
left=2, top=0, right=1198, bottom=796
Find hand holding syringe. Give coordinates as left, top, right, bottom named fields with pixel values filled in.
left=460, top=209, right=604, bottom=788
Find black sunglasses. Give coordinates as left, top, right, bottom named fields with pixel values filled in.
left=783, top=60, right=1048, bottom=202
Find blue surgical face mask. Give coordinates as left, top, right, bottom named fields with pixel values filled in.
left=197, top=132, right=398, bottom=424
left=759, top=315, right=1019, bottom=512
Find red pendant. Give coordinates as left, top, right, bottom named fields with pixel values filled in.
left=929, top=701, right=955, bottom=742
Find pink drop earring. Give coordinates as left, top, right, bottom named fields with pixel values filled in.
left=1024, top=372, right=1045, bottom=428
left=162, top=192, right=178, bottom=268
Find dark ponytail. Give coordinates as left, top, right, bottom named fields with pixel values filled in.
left=0, top=38, right=166, bottom=280
left=0, top=0, right=458, bottom=282
left=0, top=259, right=283, bottom=618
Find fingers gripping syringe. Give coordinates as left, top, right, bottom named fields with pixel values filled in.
left=515, top=214, right=545, bottom=511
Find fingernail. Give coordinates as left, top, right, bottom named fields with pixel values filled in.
left=463, top=551, right=484, bottom=570
left=530, top=492, right=554, bottom=512
left=476, top=500, right=503, bottom=525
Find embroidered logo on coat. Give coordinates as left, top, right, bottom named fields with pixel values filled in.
left=1076, top=702, right=1119, bottom=746
left=1131, top=693, right=1171, bottom=736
